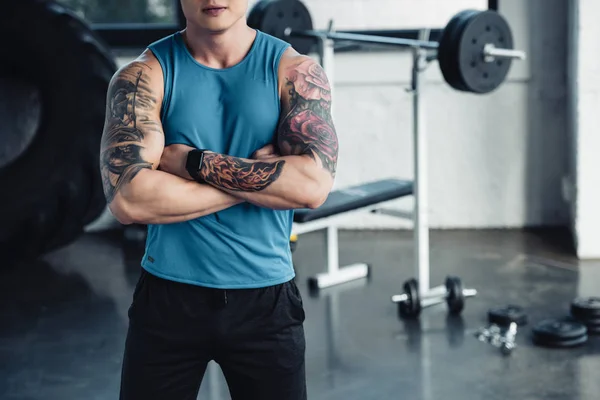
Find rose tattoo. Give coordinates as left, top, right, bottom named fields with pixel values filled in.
left=279, top=110, right=338, bottom=174
left=289, top=59, right=331, bottom=103
left=279, top=59, right=339, bottom=176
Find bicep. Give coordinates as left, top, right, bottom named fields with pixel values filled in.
left=100, top=58, right=164, bottom=203
left=277, top=56, right=339, bottom=177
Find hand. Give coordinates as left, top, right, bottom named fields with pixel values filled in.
left=251, top=144, right=280, bottom=160
left=159, top=144, right=196, bottom=180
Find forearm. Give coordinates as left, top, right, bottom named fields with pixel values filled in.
left=111, top=168, right=242, bottom=225
left=199, top=152, right=330, bottom=210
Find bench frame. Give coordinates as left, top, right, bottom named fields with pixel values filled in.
left=293, top=34, right=433, bottom=295
left=294, top=199, right=403, bottom=291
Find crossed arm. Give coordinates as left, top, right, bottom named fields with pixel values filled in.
left=164, top=55, right=338, bottom=210
left=101, top=50, right=337, bottom=225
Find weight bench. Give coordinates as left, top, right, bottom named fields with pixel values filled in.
left=293, top=179, right=413, bottom=291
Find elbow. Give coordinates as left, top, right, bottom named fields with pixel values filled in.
left=306, top=196, right=326, bottom=210
left=107, top=170, right=155, bottom=225
left=302, top=180, right=331, bottom=209
left=108, top=197, right=138, bottom=226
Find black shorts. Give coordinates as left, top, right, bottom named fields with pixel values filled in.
left=119, top=269, right=307, bottom=400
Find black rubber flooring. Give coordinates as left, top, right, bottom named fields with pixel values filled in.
left=2, top=228, right=599, bottom=399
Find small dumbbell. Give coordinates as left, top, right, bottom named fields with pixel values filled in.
left=475, top=324, right=502, bottom=343
left=501, top=322, right=518, bottom=355
left=391, top=276, right=477, bottom=319
left=474, top=322, right=517, bottom=355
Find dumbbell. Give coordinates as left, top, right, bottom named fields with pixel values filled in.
left=474, top=322, right=517, bottom=355
left=391, top=276, right=477, bottom=319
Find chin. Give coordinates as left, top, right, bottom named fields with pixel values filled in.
left=195, top=14, right=242, bottom=33
left=200, top=21, right=234, bottom=32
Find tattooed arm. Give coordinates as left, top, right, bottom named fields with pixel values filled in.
left=101, top=51, right=243, bottom=225
left=180, top=52, right=338, bottom=210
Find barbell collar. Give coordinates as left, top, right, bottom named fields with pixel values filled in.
left=286, top=29, right=440, bottom=50
left=483, top=43, right=526, bottom=62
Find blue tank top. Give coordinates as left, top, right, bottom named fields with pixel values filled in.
left=142, top=30, right=293, bottom=289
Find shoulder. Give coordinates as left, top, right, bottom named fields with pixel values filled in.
left=109, top=50, right=164, bottom=101
left=277, top=48, right=323, bottom=77
left=277, top=49, right=331, bottom=103
left=112, top=50, right=162, bottom=83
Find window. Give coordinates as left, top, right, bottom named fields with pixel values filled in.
left=57, top=0, right=177, bottom=24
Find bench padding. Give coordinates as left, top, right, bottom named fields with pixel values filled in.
left=294, top=179, right=414, bottom=223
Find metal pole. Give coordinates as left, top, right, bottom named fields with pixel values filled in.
left=412, top=46, right=430, bottom=295
left=290, top=29, right=440, bottom=50
left=319, top=21, right=336, bottom=119
left=326, top=226, right=340, bottom=274
left=320, top=29, right=339, bottom=275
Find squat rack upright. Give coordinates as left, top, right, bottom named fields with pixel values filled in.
left=316, top=30, right=435, bottom=295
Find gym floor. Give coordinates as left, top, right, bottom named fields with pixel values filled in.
left=1, top=228, right=599, bottom=400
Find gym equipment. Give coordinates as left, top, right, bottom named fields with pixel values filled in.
left=0, top=0, right=116, bottom=265
left=570, top=297, right=600, bottom=319
left=475, top=323, right=501, bottom=342
left=570, top=297, right=600, bottom=334
left=391, top=276, right=477, bottom=319
left=585, top=322, right=600, bottom=335
left=293, top=179, right=413, bottom=291
left=248, top=0, right=526, bottom=94
left=279, top=1, right=525, bottom=300
left=488, top=305, right=528, bottom=326
left=532, top=318, right=588, bottom=348
left=474, top=322, right=517, bottom=355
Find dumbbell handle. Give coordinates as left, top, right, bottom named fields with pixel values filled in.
left=391, top=288, right=477, bottom=304
left=390, top=284, right=445, bottom=303
left=483, top=43, right=526, bottom=62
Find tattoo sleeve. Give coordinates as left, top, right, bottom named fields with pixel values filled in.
left=278, top=59, right=339, bottom=176
left=200, top=153, right=285, bottom=192
left=100, top=62, right=160, bottom=203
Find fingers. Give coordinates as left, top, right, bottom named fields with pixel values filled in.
left=252, top=144, right=280, bottom=160
left=253, top=144, right=275, bottom=157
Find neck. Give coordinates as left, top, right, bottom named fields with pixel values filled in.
left=182, top=20, right=256, bottom=69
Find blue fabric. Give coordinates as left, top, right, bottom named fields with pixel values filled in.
left=143, top=30, right=294, bottom=289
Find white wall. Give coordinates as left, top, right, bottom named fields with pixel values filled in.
left=568, top=0, right=600, bottom=259
left=109, top=0, right=571, bottom=232
left=249, top=0, right=487, bottom=30
left=323, top=0, right=570, bottom=230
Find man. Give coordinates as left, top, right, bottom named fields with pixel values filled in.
left=99, top=0, right=338, bottom=399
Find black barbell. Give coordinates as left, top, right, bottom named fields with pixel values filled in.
left=248, top=0, right=526, bottom=94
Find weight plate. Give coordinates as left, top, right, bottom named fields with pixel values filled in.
left=247, top=0, right=315, bottom=55
left=456, top=10, right=513, bottom=94
left=533, top=334, right=588, bottom=349
left=399, top=278, right=421, bottom=319
left=438, top=10, right=481, bottom=92
left=571, top=315, right=600, bottom=326
left=532, top=318, right=587, bottom=343
left=571, top=297, right=600, bottom=319
left=445, top=276, right=464, bottom=315
left=585, top=325, right=600, bottom=335
left=488, top=305, right=528, bottom=326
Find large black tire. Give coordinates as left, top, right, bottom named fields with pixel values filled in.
left=0, top=0, right=117, bottom=265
